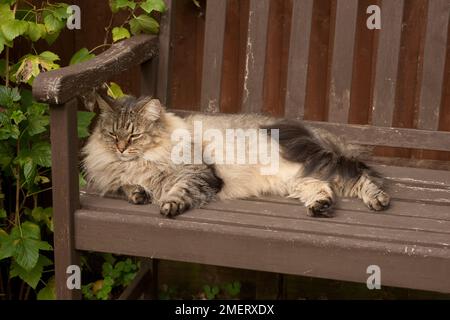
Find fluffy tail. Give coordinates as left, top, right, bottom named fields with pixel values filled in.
left=262, top=120, right=390, bottom=211
left=262, top=120, right=380, bottom=182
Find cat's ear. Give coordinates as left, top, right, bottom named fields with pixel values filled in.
left=141, top=98, right=163, bottom=121
left=96, top=93, right=116, bottom=113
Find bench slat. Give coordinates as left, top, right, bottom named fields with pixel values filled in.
left=284, top=0, right=314, bottom=119
left=417, top=0, right=450, bottom=130
left=305, top=120, right=450, bottom=151
left=328, top=0, right=358, bottom=123
left=247, top=197, right=450, bottom=222
left=200, top=0, right=228, bottom=113
left=75, top=207, right=450, bottom=293
left=173, top=110, right=450, bottom=151
left=241, top=0, right=270, bottom=113
left=80, top=192, right=450, bottom=235
left=371, top=0, right=404, bottom=127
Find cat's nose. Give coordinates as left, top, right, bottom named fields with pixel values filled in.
left=116, top=141, right=127, bottom=153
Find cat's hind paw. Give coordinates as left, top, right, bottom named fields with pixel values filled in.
left=160, top=200, right=189, bottom=217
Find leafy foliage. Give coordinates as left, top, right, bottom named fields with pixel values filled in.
left=108, top=0, right=166, bottom=42
left=0, top=1, right=97, bottom=300
left=0, top=0, right=166, bottom=300
left=82, top=255, right=139, bottom=300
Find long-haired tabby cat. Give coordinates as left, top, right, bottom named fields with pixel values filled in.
left=83, top=93, right=390, bottom=217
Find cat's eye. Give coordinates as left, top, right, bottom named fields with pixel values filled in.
left=130, top=133, right=143, bottom=141
left=107, top=131, right=118, bottom=140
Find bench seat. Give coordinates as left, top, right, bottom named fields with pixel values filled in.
left=76, top=164, right=450, bottom=293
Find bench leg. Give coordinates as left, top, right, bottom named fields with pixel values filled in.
left=50, top=101, right=82, bottom=299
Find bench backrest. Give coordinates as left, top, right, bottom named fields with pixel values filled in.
left=153, top=0, right=450, bottom=152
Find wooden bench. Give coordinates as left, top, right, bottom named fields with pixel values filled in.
left=33, top=0, right=450, bottom=299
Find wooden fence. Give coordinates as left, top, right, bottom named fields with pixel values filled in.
left=15, top=0, right=450, bottom=161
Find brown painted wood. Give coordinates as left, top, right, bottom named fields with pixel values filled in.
left=75, top=192, right=450, bottom=293
left=241, top=0, right=270, bottom=113
left=220, top=0, right=250, bottom=113
left=140, top=59, right=157, bottom=97
left=349, top=0, right=379, bottom=125
left=304, top=120, right=450, bottom=151
left=328, top=0, right=358, bottom=123
left=50, top=100, right=81, bottom=300
left=303, top=0, right=333, bottom=121
left=200, top=0, right=228, bottom=113
left=173, top=109, right=450, bottom=151
left=371, top=0, right=404, bottom=127
left=157, top=0, right=174, bottom=106
left=169, top=0, right=205, bottom=111
left=77, top=155, right=450, bottom=294
left=262, top=0, right=292, bottom=117
left=382, top=0, right=428, bottom=160
left=417, top=0, right=450, bottom=130
left=33, top=35, right=159, bottom=104
left=284, top=0, right=313, bottom=119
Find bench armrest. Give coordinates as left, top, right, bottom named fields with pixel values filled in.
left=32, top=34, right=159, bottom=105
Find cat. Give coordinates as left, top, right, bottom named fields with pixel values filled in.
left=82, top=93, right=390, bottom=217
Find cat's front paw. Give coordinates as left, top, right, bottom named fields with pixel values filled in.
left=160, top=200, right=189, bottom=217
left=306, top=198, right=334, bottom=218
left=128, top=186, right=152, bottom=205
left=364, top=190, right=390, bottom=211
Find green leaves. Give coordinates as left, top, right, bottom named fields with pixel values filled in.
left=0, top=3, right=14, bottom=22
left=10, top=254, right=53, bottom=289
left=14, top=52, right=60, bottom=85
left=30, top=142, right=52, bottom=167
left=0, top=228, right=14, bottom=260
left=77, top=111, right=95, bottom=138
left=26, top=102, right=50, bottom=136
left=223, top=281, right=241, bottom=297
left=0, top=4, right=15, bottom=53
left=140, top=0, right=167, bottom=14
left=1, top=19, right=28, bottom=42
left=29, top=207, right=53, bottom=232
left=37, top=276, right=56, bottom=300
left=110, top=0, right=136, bottom=12
left=0, top=222, right=52, bottom=270
left=26, top=22, right=47, bottom=42
left=41, top=3, right=70, bottom=44
left=112, top=27, right=130, bottom=42
left=70, top=48, right=95, bottom=65
left=109, top=0, right=165, bottom=38
left=0, top=86, right=20, bottom=107
left=107, top=82, right=125, bottom=99
left=203, top=284, right=220, bottom=300
left=129, top=14, right=159, bottom=35
left=11, top=110, right=26, bottom=125
left=83, top=256, right=139, bottom=300
left=43, top=9, right=65, bottom=33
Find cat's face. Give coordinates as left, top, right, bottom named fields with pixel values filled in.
left=96, top=94, right=163, bottom=161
